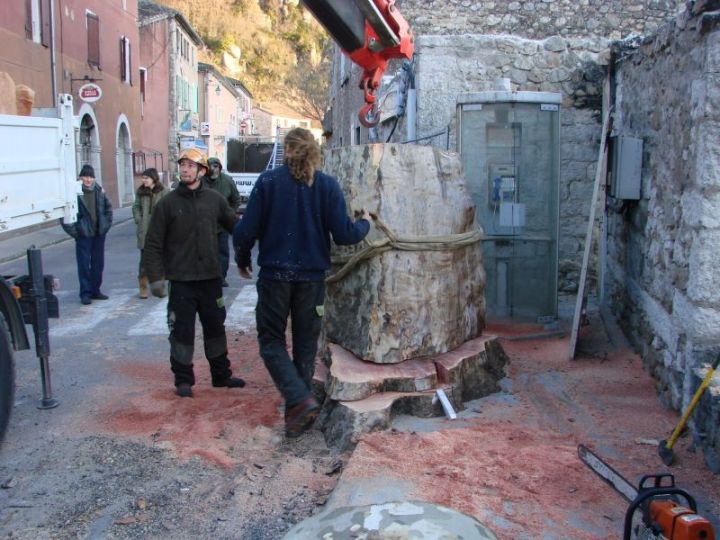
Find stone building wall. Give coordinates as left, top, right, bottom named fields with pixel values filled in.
left=607, top=4, right=720, bottom=471
left=398, top=0, right=683, bottom=39
left=325, top=1, right=683, bottom=292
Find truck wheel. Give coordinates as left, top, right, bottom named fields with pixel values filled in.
left=0, top=319, right=14, bottom=443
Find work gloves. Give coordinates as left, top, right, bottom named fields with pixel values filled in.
left=150, top=281, right=167, bottom=298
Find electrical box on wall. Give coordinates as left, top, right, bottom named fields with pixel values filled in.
left=609, top=136, right=643, bottom=200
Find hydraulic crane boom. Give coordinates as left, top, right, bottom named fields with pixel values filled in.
left=302, top=0, right=414, bottom=127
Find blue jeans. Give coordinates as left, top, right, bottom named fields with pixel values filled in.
left=256, top=278, right=325, bottom=408
left=75, top=234, right=106, bottom=299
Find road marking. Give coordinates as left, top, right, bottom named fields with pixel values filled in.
left=50, top=286, right=258, bottom=337
left=226, top=287, right=257, bottom=332
left=50, top=289, right=134, bottom=337
left=128, top=298, right=168, bottom=336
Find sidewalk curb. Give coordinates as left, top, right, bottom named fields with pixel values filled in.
left=0, top=214, right=134, bottom=265
left=0, top=236, right=73, bottom=265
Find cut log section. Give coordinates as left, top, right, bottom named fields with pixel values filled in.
left=315, top=336, right=508, bottom=450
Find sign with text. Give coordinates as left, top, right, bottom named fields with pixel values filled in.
left=78, top=83, right=102, bottom=103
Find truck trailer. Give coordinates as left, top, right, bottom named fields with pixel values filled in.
left=0, top=94, right=79, bottom=442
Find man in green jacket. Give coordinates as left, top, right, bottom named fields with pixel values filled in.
left=203, top=157, right=241, bottom=287
left=144, top=149, right=243, bottom=398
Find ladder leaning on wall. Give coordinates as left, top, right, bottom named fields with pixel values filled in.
left=266, top=126, right=291, bottom=170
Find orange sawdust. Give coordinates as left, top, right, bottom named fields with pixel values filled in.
left=340, top=331, right=720, bottom=539
left=91, top=334, right=284, bottom=467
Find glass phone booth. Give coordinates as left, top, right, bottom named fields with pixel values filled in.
left=457, top=92, right=561, bottom=321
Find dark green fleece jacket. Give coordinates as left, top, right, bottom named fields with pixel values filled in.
left=143, top=182, right=237, bottom=283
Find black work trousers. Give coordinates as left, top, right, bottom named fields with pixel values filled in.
left=256, top=277, right=325, bottom=408
left=217, top=230, right=230, bottom=278
left=167, top=279, right=232, bottom=387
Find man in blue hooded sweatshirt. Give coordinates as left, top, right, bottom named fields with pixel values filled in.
left=233, top=127, right=371, bottom=438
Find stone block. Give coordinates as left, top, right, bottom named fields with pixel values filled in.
left=694, top=123, right=720, bottom=189
left=687, top=230, right=720, bottom=303
left=672, top=291, right=720, bottom=343
left=323, top=144, right=486, bottom=364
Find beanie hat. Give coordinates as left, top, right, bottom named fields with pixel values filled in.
left=79, top=164, right=95, bottom=178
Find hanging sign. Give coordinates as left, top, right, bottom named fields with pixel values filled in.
left=78, top=83, right=102, bottom=103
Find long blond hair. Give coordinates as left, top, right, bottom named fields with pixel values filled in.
left=284, top=127, right=320, bottom=185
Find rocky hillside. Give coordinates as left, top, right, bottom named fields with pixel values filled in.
left=161, top=0, right=330, bottom=120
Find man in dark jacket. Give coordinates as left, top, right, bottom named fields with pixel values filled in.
left=144, top=148, right=244, bottom=398
left=233, top=128, right=370, bottom=437
left=61, top=164, right=113, bottom=305
left=203, top=157, right=241, bottom=287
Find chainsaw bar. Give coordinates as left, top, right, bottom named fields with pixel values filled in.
left=578, top=444, right=638, bottom=503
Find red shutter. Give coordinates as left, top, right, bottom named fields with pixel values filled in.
left=139, top=68, right=146, bottom=101
left=87, top=14, right=100, bottom=67
left=40, top=0, right=51, bottom=47
left=120, top=37, right=125, bottom=80
left=25, top=0, right=32, bottom=39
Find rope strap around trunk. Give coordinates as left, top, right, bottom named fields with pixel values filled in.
left=326, top=216, right=484, bottom=284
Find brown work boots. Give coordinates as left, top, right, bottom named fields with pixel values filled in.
left=285, top=395, right=320, bottom=438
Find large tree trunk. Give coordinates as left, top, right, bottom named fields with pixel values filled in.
left=323, top=143, right=486, bottom=364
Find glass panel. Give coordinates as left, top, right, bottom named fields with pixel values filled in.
left=460, top=100, right=559, bottom=321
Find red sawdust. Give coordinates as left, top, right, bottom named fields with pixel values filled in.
left=341, top=323, right=720, bottom=539
left=91, top=334, right=283, bottom=468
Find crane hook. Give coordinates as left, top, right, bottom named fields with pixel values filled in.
left=359, top=77, right=380, bottom=128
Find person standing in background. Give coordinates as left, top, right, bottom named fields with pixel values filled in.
left=203, top=158, right=241, bottom=287
left=233, top=128, right=371, bottom=437
left=61, top=164, right=113, bottom=305
left=144, top=149, right=244, bottom=398
left=132, top=168, right=167, bottom=299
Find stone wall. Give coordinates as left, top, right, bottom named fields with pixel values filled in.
left=397, top=0, right=683, bottom=39
left=607, top=4, right=720, bottom=471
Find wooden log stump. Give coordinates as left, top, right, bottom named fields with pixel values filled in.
left=315, top=337, right=508, bottom=450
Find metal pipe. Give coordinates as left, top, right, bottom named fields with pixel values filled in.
left=49, top=0, right=57, bottom=107
left=406, top=88, right=416, bottom=141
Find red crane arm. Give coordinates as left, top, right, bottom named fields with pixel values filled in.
left=302, top=0, right=415, bottom=127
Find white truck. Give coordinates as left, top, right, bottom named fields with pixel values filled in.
left=0, top=94, right=79, bottom=441
left=230, top=172, right=260, bottom=213
left=225, top=137, right=276, bottom=212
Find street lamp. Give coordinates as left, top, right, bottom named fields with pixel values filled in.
left=215, top=83, right=221, bottom=96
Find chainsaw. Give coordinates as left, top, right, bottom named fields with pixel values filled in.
left=578, top=445, right=715, bottom=540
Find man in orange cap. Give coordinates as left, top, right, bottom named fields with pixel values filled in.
left=143, top=148, right=243, bottom=398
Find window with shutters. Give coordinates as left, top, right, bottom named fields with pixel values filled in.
left=25, top=0, right=50, bottom=46
left=120, top=36, right=132, bottom=84
left=39, top=0, right=50, bottom=47
left=86, top=12, right=100, bottom=67
left=139, top=67, right=147, bottom=101
left=139, top=67, right=147, bottom=117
